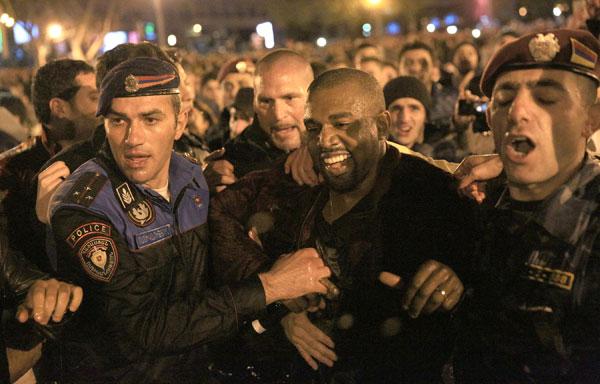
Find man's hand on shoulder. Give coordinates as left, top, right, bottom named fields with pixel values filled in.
left=36, top=161, right=70, bottom=224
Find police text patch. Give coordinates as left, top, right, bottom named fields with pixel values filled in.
left=77, top=236, right=118, bottom=282
left=67, top=222, right=111, bottom=248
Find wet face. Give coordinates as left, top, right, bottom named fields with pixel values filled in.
left=64, top=72, right=100, bottom=141
left=221, top=72, right=253, bottom=107
left=398, top=49, right=435, bottom=88
left=453, top=44, right=479, bottom=75
left=254, top=62, right=312, bottom=152
left=488, top=68, right=592, bottom=200
left=305, top=83, right=384, bottom=192
left=105, top=94, right=185, bottom=189
left=388, top=97, right=426, bottom=148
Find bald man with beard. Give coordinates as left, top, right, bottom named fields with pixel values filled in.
left=209, top=68, right=477, bottom=383
left=205, top=49, right=314, bottom=190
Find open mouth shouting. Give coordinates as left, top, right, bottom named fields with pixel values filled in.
left=504, top=134, right=536, bottom=162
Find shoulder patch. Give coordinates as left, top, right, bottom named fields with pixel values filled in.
left=65, top=172, right=108, bottom=207
left=67, top=222, right=112, bottom=248
left=77, top=236, right=118, bottom=282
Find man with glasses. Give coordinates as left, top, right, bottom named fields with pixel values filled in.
left=0, top=59, right=99, bottom=272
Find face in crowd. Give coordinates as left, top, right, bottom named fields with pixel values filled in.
left=398, top=49, right=436, bottom=89
left=453, top=43, right=479, bottom=76
left=105, top=94, right=186, bottom=190
left=487, top=68, right=596, bottom=200
left=254, top=57, right=313, bottom=152
left=61, top=71, right=100, bottom=141
left=388, top=97, right=426, bottom=148
left=305, top=72, right=386, bottom=192
left=222, top=72, right=253, bottom=108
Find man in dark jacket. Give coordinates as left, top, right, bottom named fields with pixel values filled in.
left=205, top=49, right=314, bottom=189
left=454, top=28, right=600, bottom=383
left=49, top=57, right=330, bottom=383
left=210, top=68, right=475, bottom=383
left=0, top=59, right=98, bottom=272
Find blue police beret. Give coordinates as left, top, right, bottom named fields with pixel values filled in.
left=481, top=28, right=600, bottom=97
left=96, top=57, right=180, bottom=117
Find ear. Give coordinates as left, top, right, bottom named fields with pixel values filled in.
left=49, top=97, right=69, bottom=119
left=174, top=109, right=187, bottom=140
left=375, top=111, right=391, bottom=139
left=583, top=102, right=600, bottom=139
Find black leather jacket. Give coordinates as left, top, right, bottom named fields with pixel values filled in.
left=0, top=225, right=47, bottom=383
left=49, top=147, right=267, bottom=383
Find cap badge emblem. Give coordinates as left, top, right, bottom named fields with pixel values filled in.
left=528, top=33, right=560, bottom=62
left=124, top=74, right=139, bottom=93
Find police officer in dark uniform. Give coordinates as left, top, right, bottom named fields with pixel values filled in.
left=454, top=29, right=600, bottom=383
left=48, top=57, right=331, bottom=383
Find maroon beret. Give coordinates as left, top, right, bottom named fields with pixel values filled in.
left=480, top=28, right=600, bottom=97
left=217, top=58, right=254, bottom=83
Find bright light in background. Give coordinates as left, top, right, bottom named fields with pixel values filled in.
left=365, top=0, right=382, bottom=7
left=553, top=7, right=562, bottom=17
left=362, top=22, right=372, bottom=37
left=192, top=24, right=202, bottom=34
left=472, top=28, right=481, bottom=38
left=13, top=22, right=32, bottom=44
left=386, top=22, right=401, bottom=35
left=316, top=37, right=327, bottom=47
left=446, top=25, right=458, bottom=35
left=444, top=13, right=459, bottom=26
left=103, top=31, right=128, bottom=52
left=426, top=23, right=436, bottom=33
left=0, top=14, right=9, bottom=24
left=4, top=17, right=14, bottom=28
left=167, top=34, right=177, bottom=46
left=518, top=7, right=528, bottom=17
left=47, top=23, right=64, bottom=41
left=128, top=31, right=140, bottom=44
left=256, top=21, right=274, bottom=49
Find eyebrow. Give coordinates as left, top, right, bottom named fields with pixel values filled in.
left=328, top=112, right=354, bottom=120
left=495, top=78, right=567, bottom=92
left=106, top=108, right=165, bottom=118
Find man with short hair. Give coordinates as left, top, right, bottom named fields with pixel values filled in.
left=398, top=41, right=458, bottom=134
left=454, top=29, right=600, bottom=382
left=0, top=59, right=98, bottom=272
left=207, top=49, right=314, bottom=186
left=384, top=76, right=463, bottom=161
left=48, top=57, right=330, bottom=382
left=210, top=68, right=475, bottom=382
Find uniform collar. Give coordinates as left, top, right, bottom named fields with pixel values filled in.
left=495, top=153, right=600, bottom=245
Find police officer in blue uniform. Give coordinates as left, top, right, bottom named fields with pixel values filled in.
left=48, top=57, right=331, bottom=383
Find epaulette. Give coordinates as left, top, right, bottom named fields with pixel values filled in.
left=64, top=172, right=107, bottom=207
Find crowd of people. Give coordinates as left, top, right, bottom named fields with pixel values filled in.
left=0, top=2, right=599, bottom=383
